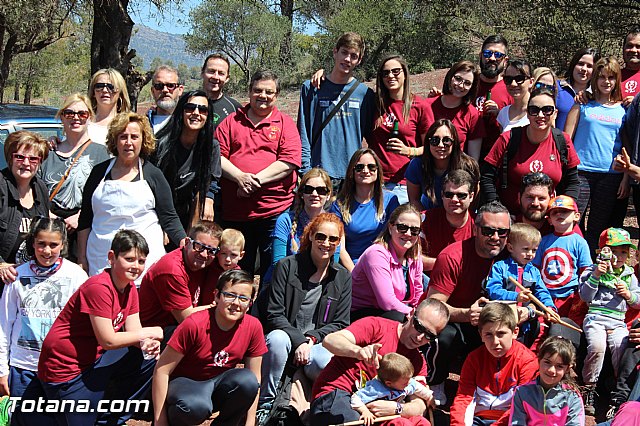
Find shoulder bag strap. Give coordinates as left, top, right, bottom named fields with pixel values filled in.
left=310, top=80, right=361, bottom=151
left=49, top=141, right=92, bottom=202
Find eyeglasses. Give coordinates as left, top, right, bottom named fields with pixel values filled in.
left=94, top=82, right=116, bottom=93
left=184, top=103, right=209, bottom=115
left=534, top=82, right=555, bottom=91
left=251, top=88, right=277, bottom=96
left=314, top=232, right=340, bottom=245
left=482, top=49, right=507, bottom=60
left=428, top=136, right=454, bottom=147
left=12, top=153, right=41, bottom=165
left=443, top=191, right=469, bottom=200
left=382, top=68, right=403, bottom=78
left=527, top=105, right=556, bottom=116
left=220, top=291, right=252, bottom=306
left=302, top=185, right=330, bottom=196
left=61, top=109, right=90, bottom=120
left=354, top=163, right=378, bottom=172
left=189, top=238, right=220, bottom=255
left=452, top=74, right=473, bottom=89
left=152, top=82, right=180, bottom=91
left=394, top=223, right=421, bottom=236
left=479, top=226, right=510, bottom=238
left=503, top=75, right=528, bottom=85
left=413, top=315, right=437, bottom=342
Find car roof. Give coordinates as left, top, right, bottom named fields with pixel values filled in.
left=0, top=103, right=59, bottom=124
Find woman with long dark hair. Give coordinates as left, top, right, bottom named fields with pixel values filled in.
left=152, top=90, right=221, bottom=232
left=557, top=48, right=600, bottom=130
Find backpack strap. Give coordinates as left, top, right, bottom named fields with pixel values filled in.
left=501, top=126, right=523, bottom=190
left=550, top=127, right=568, bottom=166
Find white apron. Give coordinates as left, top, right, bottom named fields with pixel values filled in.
left=86, top=158, right=165, bottom=282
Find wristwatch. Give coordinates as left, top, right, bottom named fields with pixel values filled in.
left=395, top=401, right=403, bottom=415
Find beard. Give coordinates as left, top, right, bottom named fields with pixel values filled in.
left=480, top=60, right=505, bottom=79
left=156, top=98, right=178, bottom=112
left=523, top=208, right=545, bottom=222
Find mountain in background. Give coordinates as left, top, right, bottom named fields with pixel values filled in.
left=130, top=25, right=203, bottom=69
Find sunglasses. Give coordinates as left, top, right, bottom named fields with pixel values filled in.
left=522, top=172, right=553, bottom=187
left=382, top=68, right=403, bottom=78
left=12, top=153, right=41, bottom=165
left=220, top=291, right=251, bottom=306
left=394, top=223, right=421, bottom=236
left=94, top=82, right=116, bottom=93
left=302, top=185, right=330, bottom=196
left=534, top=82, right=556, bottom=91
left=354, top=163, right=378, bottom=172
left=184, top=103, right=209, bottom=115
left=527, top=105, right=556, bottom=116
left=443, top=191, right=469, bottom=200
left=62, top=109, right=90, bottom=120
left=428, top=136, right=454, bottom=147
left=452, top=74, right=473, bottom=89
left=482, top=49, right=507, bottom=59
left=314, top=232, right=340, bottom=245
left=503, top=75, right=528, bottom=85
left=479, top=226, right=510, bottom=238
left=413, top=315, right=437, bottom=342
left=189, top=238, right=220, bottom=255
left=152, top=82, right=180, bottom=91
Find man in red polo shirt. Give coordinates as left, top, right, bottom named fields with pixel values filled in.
left=216, top=70, right=301, bottom=281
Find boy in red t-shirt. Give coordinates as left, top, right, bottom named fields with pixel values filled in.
left=450, top=303, right=538, bottom=426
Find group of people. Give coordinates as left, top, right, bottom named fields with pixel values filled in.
left=2, top=26, right=640, bottom=426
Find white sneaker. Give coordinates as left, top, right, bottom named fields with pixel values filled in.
left=430, top=382, right=447, bottom=406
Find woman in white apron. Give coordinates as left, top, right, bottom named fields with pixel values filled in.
left=77, top=112, right=186, bottom=281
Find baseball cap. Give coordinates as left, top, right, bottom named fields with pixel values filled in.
left=598, top=228, right=637, bottom=250
left=548, top=195, right=578, bottom=213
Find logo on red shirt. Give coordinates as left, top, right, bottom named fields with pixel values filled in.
left=268, top=126, right=281, bottom=141
left=529, top=159, right=544, bottom=173
left=213, top=350, right=230, bottom=367
left=625, top=80, right=638, bottom=95
left=113, top=311, right=124, bottom=330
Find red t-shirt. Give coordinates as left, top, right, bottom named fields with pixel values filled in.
left=198, top=262, right=241, bottom=306
left=422, top=208, right=475, bottom=257
left=475, top=79, right=513, bottom=154
left=621, top=68, right=640, bottom=99
left=139, top=249, right=207, bottom=327
left=427, top=96, right=485, bottom=153
left=216, top=105, right=302, bottom=221
left=38, top=271, right=139, bottom=383
left=167, top=309, right=267, bottom=381
left=484, top=129, right=580, bottom=214
left=368, top=96, right=433, bottom=184
left=312, top=317, right=427, bottom=400
left=426, top=238, right=493, bottom=308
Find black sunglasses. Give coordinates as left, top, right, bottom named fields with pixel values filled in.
left=394, top=223, right=421, bottom=236
left=382, top=68, right=403, bottom=78
left=184, top=103, right=209, bottom=115
left=479, top=226, right=510, bottom=238
left=413, top=315, right=437, bottom=341
left=94, top=82, right=116, bottom=93
left=314, top=232, right=340, bottom=245
left=443, top=191, right=469, bottom=200
left=428, top=136, right=454, bottom=147
left=354, top=163, right=378, bottom=172
left=522, top=172, right=552, bottom=187
left=189, top=238, right=220, bottom=255
left=503, top=75, right=528, bottom=85
left=302, top=185, right=329, bottom=196
left=527, top=105, right=556, bottom=116
left=152, top=82, right=180, bottom=90
left=482, top=49, right=506, bottom=59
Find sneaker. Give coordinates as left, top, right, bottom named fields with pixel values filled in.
left=606, top=403, right=619, bottom=421
left=583, top=386, right=597, bottom=416
left=255, top=403, right=272, bottom=426
left=430, top=382, right=447, bottom=406
left=0, top=395, right=10, bottom=426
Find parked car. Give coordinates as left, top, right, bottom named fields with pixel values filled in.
left=0, top=103, right=62, bottom=169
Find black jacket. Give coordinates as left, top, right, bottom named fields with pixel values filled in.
left=264, top=251, right=352, bottom=350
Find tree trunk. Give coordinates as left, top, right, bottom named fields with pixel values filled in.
left=278, top=0, right=294, bottom=67
left=23, top=81, right=31, bottom=104
left=13, top=80, right=19, bottom=102
left=0, top=32, right=18, bottom=104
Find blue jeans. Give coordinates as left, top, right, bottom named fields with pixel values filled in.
left=310, top=389, right=359, bottom=426
left=259, top=329, right=333, bottom=405
left=9, top=366, right=55, bottom=426
left=385, top=182, right=409, bottom=205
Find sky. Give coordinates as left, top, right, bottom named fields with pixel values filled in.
left=132, top=0, right=195, bottom=34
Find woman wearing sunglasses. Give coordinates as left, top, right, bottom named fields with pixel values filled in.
left=497, top=59, right=533, bottom=132
left=350, top=204, right=423, bottom=323
left=151, top=91, right=221, bottom=235
left=556, top=48, right=600, bottom=130
left=406, top=119, right=480, bottom=212
left=39, top=94, right=110, bottom=254
left=427, top=60, right=485, bottom=160
left=256, top=212, right=351, bottom=421
left=87, top=68, right=131, bottom=145
left=0, top=131, right=50, bottom=286
left=565, top=56, right=626, bottom=252
left=481, top=87, right=581, bottom=214
left=330, top=148, right=399, bottom=272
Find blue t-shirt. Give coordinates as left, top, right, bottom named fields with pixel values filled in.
left=556, top=82, right=576, bottom=131
left=298, top=78, right=375, bottom=179
left=329, top=191, right=399, bottom=262
left=404, top=157, right=444, bottom=210
left=573, top=101, right=625, bottom=173
left=532, top=232, right=592, bottom=299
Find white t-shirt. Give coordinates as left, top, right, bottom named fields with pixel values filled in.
left=497, top=105, right=530, bottom=133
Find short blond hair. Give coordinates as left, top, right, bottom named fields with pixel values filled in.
left=377, top=352, right=414, bottom=384
left=221, top=228, right=245, bottom=250
left=508, top=223, right=541, bottom=246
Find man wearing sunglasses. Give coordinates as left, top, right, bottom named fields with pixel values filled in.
left=139, top=222, right=222, bottom=335
left=309, top=298, right=449, bottom=426
left=148, top=65, right=184, bottom=133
